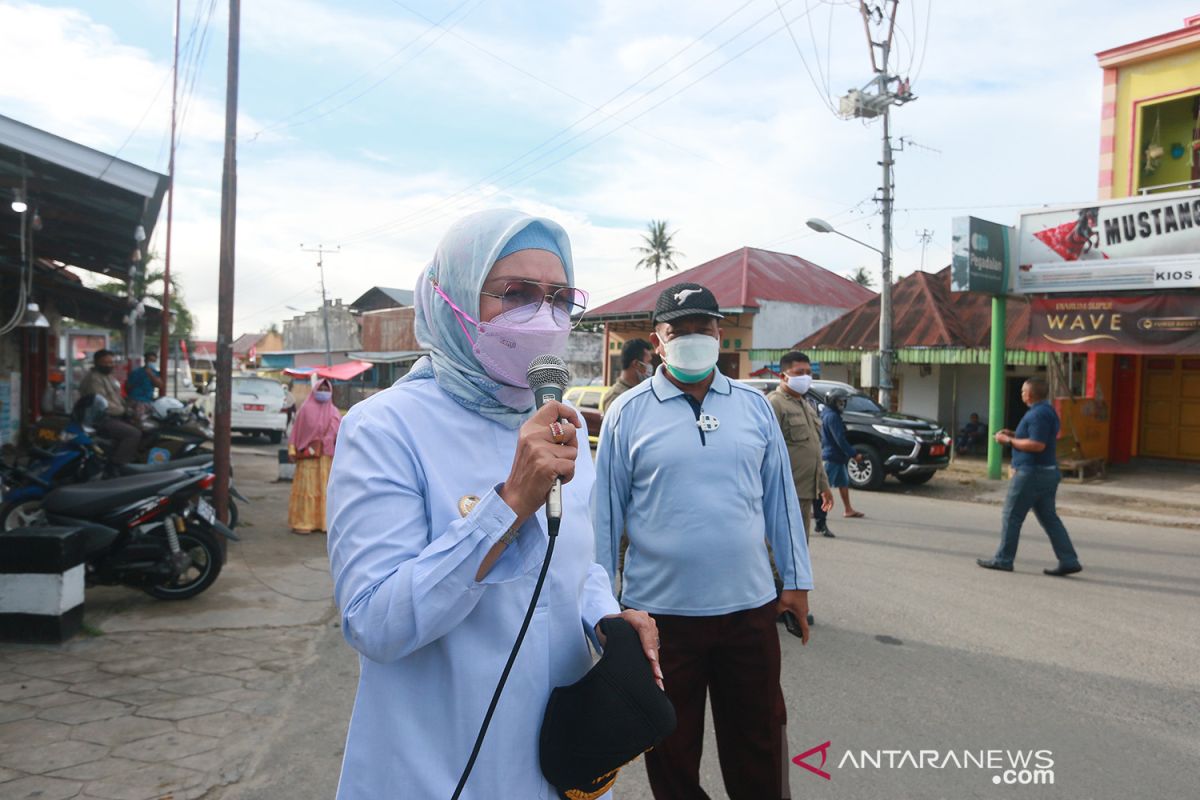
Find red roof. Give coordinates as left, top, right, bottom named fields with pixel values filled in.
left=797, top=266, right=1031, bottom=350
left=584, top=246, right=875, bottom=321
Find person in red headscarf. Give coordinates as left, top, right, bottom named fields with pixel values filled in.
left=288, top=376, right=342, bottom=533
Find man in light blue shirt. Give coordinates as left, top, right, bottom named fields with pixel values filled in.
left=592, top=282, right=813, bottom=800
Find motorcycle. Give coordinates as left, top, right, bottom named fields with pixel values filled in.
left=137, top=397, right=213, bottom=462
left=1, top=418, right=242, bottom=531
left=39, top=468, right=238, bottom=600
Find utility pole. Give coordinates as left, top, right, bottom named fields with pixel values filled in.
left=839, top=0, right=915, bottom=410
left=300, top=244, right=338, bottom=366
left=213, top=0, right=240, bottom=528
left=161, top=0, right=180, bottom=397
left=917, top=228, right=933, bottom=270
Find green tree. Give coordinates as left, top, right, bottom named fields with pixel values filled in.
left=98, top=252, right=196, bottom=348
left=633, top=220, right=683, bottom=284
left=849, top=266, right=876, bottom=289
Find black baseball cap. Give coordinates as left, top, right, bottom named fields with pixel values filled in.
left=652, top=282, right=724, bottom=324
left=540, top=617, right=676, bottom=799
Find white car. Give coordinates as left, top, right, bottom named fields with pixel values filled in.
left=230, top=377, right=289, bottom=443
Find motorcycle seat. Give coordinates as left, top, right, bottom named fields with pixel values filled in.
left=43, top=471, right=191, bottom=518
left=119, top=454, right=213, bottom=475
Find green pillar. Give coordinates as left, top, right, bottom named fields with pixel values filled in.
left=987, top=295, right=1007, bottom=480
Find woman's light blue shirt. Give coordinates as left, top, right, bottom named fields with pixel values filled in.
left=327, top=376, right=619, bottom=799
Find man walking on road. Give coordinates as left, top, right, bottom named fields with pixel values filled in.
left=768, top=351, right=834, bottom=540
left=977, top=376, right=1083, bottom=577
left=593, top=282, right=813, bottom=800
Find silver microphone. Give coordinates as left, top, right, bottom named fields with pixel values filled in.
left=526, top=355, right=571, bottom=524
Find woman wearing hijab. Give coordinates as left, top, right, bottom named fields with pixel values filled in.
left=326, top=210, right=661, bottom=799
left=288, top=375, right=340, bottom=534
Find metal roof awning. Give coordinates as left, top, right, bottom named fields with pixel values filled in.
left=283, top=361, right=375, bottom=381
left=0, top=259, right=161, bottom=329
left=348, top=350, right=428, bottom=364
left=0, top=114, right=168, bottom=279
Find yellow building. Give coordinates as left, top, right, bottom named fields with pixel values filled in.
left=1080, top=14, right=1200, bottom=462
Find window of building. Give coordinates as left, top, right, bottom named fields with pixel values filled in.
left=1137, top=93, right=1200, bottom=195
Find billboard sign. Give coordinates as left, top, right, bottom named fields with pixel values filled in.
left=951, top=216, right=1010, bottom=294
left=1014, top=189, right=1200, bottom=294
left=1027, top=294, right=1200, bottom=354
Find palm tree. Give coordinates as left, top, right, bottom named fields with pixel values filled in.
left=633, top=220, right=683, bottom=284
left=849, top=265, right=876, bottom=289
left=97, top=253, right=195, bottom=345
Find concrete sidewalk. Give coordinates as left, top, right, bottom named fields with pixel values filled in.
left=909, top=457, right=1200, bottom=530
left=0, top=444, right=338, bottom=800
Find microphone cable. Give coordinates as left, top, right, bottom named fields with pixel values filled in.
left=450, top=516, right=561, bottom=800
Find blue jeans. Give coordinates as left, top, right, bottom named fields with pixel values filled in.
left=994, top=467, right=1080, bottom=568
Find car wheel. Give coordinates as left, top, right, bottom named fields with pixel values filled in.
left=897, top=471, right=935, bottom=486
left=268, top=431, right=282, bottom=444
left=848, top=444, right=885, bottom=491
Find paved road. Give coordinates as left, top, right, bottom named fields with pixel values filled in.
left=4, top=440, right=1196, bottom=800
left=223, top=478, right=1200, bottom=800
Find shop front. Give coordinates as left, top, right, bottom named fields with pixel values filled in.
left=1014, top=183, right=1200, bottom=465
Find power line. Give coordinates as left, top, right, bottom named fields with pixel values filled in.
left=250, top=0, right=475, bottom=139
left=249, top=0, right=486, bottom=139
left=912, top=0, right=932, bottom=84
left=384, top=0, right=717, bottom=165
left=336, top=0, right=768, bottom=244
left=774, top=0, right=839, bottom=115
left=338, top=2, right=812, bottom=245
left=233, top=283, right=320, bottom=324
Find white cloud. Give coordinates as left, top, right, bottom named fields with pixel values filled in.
left=5, top=0, right=1198, bottom=339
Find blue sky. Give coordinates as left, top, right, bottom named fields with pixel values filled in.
left=2, top=0, right=1196, bottom=336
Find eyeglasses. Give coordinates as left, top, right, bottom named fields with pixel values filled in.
left=479, top=280, right=589, bottom=325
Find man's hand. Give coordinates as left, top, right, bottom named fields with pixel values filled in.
left=777, top=590, right=810, bottom=644
left=819, top=489, right=834, bottom=513
left=596, top=609, right=663, bottom=690
left=854, top=453, right=864, bottom=463
left=994, top=431, right=1010, bottom=445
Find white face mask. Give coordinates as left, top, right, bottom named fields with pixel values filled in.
left=785, top=373, right=813, bottom=395
left=662, top=334, right=719, bottom=383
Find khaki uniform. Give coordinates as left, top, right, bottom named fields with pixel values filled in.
left=80, top=369, right=126, bottom=417
left=768, top=386, right=830, bottom=539
left=600, top=376, right=637, bottom=415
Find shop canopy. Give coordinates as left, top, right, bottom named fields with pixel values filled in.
left=282, top=361, right=374, bottom=382
left=0, top=114, right=168, bottom=279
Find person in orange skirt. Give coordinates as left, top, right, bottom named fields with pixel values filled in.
left=288, top=375, right=341, bottom=533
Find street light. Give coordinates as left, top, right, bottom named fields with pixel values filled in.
left=806, top=218, right=883, bottom=254
left=806, top=216, right=894, bottom=408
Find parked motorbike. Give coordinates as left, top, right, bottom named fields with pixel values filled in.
left=1, top=419, right=241, bottom=531
left=137, top=397, right=213, bottom=462
left=39, top=469, right=238, bottom=600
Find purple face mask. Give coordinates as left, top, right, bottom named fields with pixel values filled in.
left=433, top=284, right=571, bottom=387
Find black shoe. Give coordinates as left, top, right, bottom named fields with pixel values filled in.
left=976, top=558, right=1013, bottom=572
left=1043, top=564, right=1082, bottom=577
left=815, top=522, right=833, bottom=537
